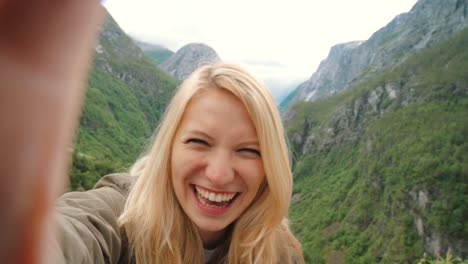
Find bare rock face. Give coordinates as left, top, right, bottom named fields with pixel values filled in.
left=281, top=0, right=468, bottom=113
left=296, top=41, right=364, bottom=103
left=160, top=43, right=221, bottom=80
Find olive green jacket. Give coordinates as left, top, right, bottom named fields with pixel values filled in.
left=51, top=173, right=303, bottom=263
left=53, top=173, right=136, bottom=263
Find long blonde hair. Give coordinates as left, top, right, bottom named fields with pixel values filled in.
left=118, top=63, right=303, bottom=263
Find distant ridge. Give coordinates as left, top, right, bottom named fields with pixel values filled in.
left=133, top=39, right=174, bottom=65
left=160, top=43, right=221, bottom=80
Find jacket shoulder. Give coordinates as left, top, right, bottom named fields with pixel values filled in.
left=93, top=173, right=137, bottom=196
left=53, top=173, right=137, bottom=264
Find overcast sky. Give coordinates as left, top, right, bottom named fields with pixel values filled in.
left=103, top=0, right=418, bottom=102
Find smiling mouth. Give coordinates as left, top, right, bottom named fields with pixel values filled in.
left=193, top=185, right=239, bottom=208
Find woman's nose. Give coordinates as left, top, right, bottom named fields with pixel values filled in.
left=205, top=150, right=235, bottom=186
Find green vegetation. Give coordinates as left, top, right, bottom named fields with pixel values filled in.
left=69, top=13, right=179, bottom=191
left=69, top=150, right=121, bottom=191
left=144, top=49, right=174, bottom=65
left=288, top=28, right=468, bottom=263
left=279, top=83, right=302, bottom=114
left=419, top=251, right=467, bottom=264
left=70, top=67, right=177, bottom=190
left=75, top=69, right=151, bottom=163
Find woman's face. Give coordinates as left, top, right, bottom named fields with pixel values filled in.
left=171, top=88, right=265, bottom=242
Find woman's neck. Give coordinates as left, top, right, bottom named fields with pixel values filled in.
left=200, top=230, right=226, bottom=250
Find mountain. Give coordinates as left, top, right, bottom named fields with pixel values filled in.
left=70, top=3, right=467, bottom=262
left=289, top=26, right=468, bottom=264
left=133, top=39, right=174, bottom=65
left=70, top=10, right=179, bottom=190
left=280, top=0, right=468, bottom=114
left=285, top=0, right=468, bottom=262
left=160, top=43, right=221, bottom=80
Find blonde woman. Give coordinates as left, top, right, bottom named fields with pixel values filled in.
left=54, top=63, right=304, bottom=263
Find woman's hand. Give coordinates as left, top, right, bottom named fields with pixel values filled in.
left=0, top=1, right=103, bottom=263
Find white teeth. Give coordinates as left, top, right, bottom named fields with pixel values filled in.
left=195, top=186, right=236, bottom=202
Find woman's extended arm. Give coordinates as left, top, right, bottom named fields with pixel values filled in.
left=0, top=1, right=103, bottom=263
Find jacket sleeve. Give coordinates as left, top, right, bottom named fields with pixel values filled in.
left=51, top=173, right=135, bottom=264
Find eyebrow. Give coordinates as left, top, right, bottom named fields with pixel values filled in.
left=184, top=130, right=215, bottom=141
left=185, top=129, right=260, bottom=146
left=238, top=140, right=260, bottom=147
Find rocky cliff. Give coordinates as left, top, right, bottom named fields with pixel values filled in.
left=160, top=43, right=221, bottom=80
left=281, top=0, right=468, bottom=113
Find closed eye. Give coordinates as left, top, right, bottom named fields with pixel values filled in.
left=186, top=138, right=209, bottom=146
left=239, top=148, right=261, bottom=157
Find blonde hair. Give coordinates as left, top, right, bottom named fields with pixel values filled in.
left=119, top=63, right=303, bottom=263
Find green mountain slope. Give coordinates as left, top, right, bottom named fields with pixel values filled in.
left=133, top=39, right=174, bottom=65
left=287, top=27, right=468, bottom=263
left=70, top=12, right=179, bottom=190
left=144, top=49, right=174, bottom=65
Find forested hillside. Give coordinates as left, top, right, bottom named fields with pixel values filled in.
left=286, top=26, right=468, bottom=263
left=69, top=11, right=179, bottom=190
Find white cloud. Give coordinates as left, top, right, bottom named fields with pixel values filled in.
left=104, top=0, right=418, bottom=100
